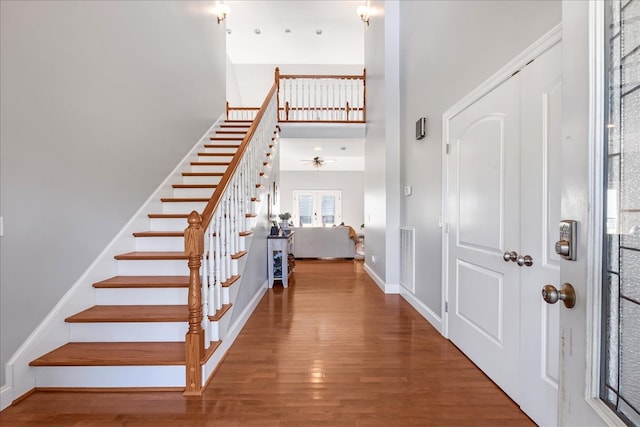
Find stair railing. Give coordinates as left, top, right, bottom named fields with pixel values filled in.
left=275, top=67, right=366, bottom=123
left=183, top=83, right=278, bottom=396
left=225, top=68, right=367, bottom=124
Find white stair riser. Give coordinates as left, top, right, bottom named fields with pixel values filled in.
left=96, top=287, right=188, bottom=305
left=69, top=322, right=186, bottom=342
left=202, top=147, right=238, bottom=156
left=208, top=321, right=219, bottom=342
left=197, top=154, right=234, bottom=162
left=182, top=175, right=223, bottom=185
left=135, top=236, right=184, bottom=251
left=215, top=310, right=233, bottom=341
left=149, top=217, right=189, bottom=232
left=172, top=187, right=215, bottom=198
left=162, top=201, right=206, bottom=214
left=190, top=164, right=228, bottom=173
left=117, top=259, right=189, bottom=276
left=212, top=133, right=247, bottom=139
left=33, top=366, right=185, bottom=388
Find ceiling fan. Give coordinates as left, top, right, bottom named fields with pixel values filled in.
left=301, top=156, right=336, bottom=169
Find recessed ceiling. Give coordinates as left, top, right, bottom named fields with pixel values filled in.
left=225, top=0, right=365, bottom=65
left=279, top=138, right=364, bottom=171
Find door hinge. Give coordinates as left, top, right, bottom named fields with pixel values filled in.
left=445, top=143, right=450, bottom=155
left=445, top=301, right=449, bottom=313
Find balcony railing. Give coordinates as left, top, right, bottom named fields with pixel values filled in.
left=226, top=68, right=366, bottom=123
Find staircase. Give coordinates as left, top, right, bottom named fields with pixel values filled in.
left=28, top=119, right=273, bottom=390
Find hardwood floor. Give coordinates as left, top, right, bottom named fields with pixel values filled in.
left=1, top=260, right=534, bottom=426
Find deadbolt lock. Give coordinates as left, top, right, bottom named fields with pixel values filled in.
left=555, top=220, right=577, bottom=261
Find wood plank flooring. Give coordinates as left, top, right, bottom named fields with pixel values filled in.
left=0, top=260, right=534, bottom=426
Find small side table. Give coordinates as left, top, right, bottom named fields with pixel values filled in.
left=267, top=231, right=295, bottom=288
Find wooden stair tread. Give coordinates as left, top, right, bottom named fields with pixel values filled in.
left=30, top=342, right=188, bottom=366
left=215, top=130, right=247, bottom=134
left=93, top=276, right=189, bottom=288
left=132, top=231, right=184, bottom=237
left=208, top=304, right=232, bottom=321
left=239, top=231, right=253, bottom=237
left=172, top=184, right=216, bottom=189
left=66, top=305, right=189, bottom=323
left=208, top=137, right=244, bottom=141
left=148, top=213, right=189, bottom=219
left=222, top=275, right=240, bottom=288
left=160, top=197, right=209, bottom=202
left=114, top=252, right=187, bottom=260
left=231, top=251, right=247, bottom=260
left=181, top=172, right=223, bottom=177
left=190, top=161, right=231, bottom=166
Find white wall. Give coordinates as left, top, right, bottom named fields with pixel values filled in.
left=227, top=63, right=365, bottom=107
left=363, top=0, right=561, bottom=318
left=0, top=0, right=226, bottom=388
left=279, top=171, right=364, bottom=229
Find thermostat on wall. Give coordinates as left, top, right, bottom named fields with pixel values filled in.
left=416, top=117, right=427, bottom=140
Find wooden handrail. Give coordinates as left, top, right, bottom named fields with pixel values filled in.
left=201, top=82, right=277, bottom=230
left=278, top=73, right=365, bottom=80
left=274, top=67, right=366, bottom=123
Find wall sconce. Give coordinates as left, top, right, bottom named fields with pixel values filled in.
left=357, top=5, right=370, bottom=25
left=214, top=3, right=230, bottom=24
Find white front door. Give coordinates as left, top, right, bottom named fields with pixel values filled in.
left=445, top=41, right=562, bottom=425
left=556, top=2, right=630, bottom=425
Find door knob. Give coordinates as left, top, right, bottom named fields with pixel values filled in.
left=517, top=255, right=533, bottom=267
left=503, top=251, right=518, bottom=262
left=541, top=283, right=576, bottom=308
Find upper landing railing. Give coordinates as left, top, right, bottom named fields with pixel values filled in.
left=227, top=67, right=366, bottom=123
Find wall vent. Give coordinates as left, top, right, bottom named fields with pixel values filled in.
left=400, top=227, right=415, bottom=293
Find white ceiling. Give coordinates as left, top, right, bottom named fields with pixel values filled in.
left=225, top=0, right=365, bottom=65
left=224, top=0, right=366, bottom=171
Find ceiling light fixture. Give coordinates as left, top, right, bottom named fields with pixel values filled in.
left=357, top=5, right=370, bottom=25
left=214, top=2, right=230, bottom=24
left=316, top=29, right=323, bottom=35
left=254, top=28, right=262, bottom=35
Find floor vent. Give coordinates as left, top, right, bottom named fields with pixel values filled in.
left=400, top=227, right=415, bottom=293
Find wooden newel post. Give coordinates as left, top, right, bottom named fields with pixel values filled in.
left=275, top=67, right=281, bottom=120
left=362, top=68, right=367, bottom=122
left=184, top=211, right=205, bottom=396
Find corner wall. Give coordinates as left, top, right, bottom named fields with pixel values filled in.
left=0, top=0, right=226, bottom=389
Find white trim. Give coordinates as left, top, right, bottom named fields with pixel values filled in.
left=584, top=3, right=626, bottom=425
left=400, top=288, right=442, bottom=334
left=1, top=116, right=225, bottom=409
left=0, top=384, right=12, bottom=411
left=440, top=23, right=562, bottom=339
left=363, top=263, right=400, bottom=294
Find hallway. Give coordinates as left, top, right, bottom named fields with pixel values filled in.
left=0, top=260, right=534, bottom=426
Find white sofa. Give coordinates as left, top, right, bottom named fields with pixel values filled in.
left=291, top=226, right=357, bottom=259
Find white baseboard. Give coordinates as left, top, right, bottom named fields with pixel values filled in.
left=363, top=263, right=442, bottom=335
left=1, top=384, right=13, bottom=411
left=399, top=288, right=442, bottom=334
